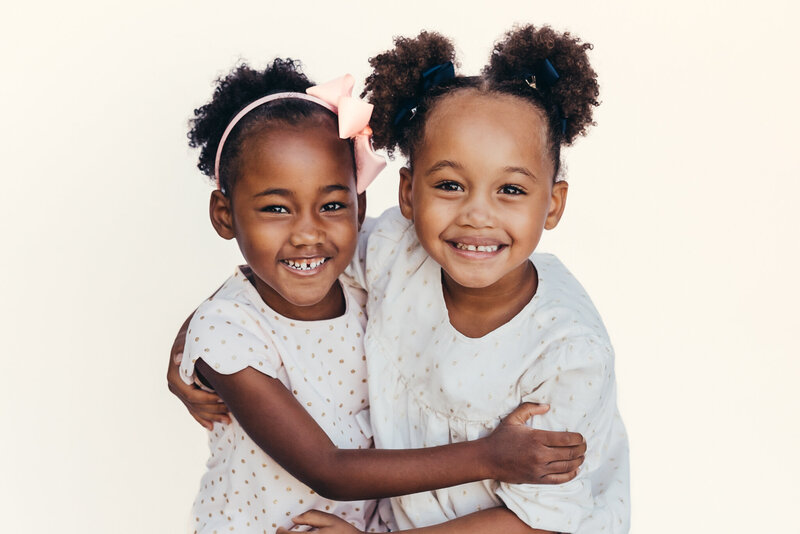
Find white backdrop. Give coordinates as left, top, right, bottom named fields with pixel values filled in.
left=2, top=1, right=798, bottom=532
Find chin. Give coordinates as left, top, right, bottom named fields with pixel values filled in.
left=446, top=272, right=500, bottom=290
left=282, top=291, right=331, bottom=308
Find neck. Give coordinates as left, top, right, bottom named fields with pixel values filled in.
left=441, top=261, right=537, bottom=338
left=247, top=271, right=345, bottom=321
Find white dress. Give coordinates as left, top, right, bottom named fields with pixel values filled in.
left=348, top=208, right=630, bottom=533
left=180, top=267, right=381, bottom=533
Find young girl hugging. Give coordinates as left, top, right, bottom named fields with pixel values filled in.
left=283, top=26, right=630, bottom=534
left=175, top=58, right=589, bottom=533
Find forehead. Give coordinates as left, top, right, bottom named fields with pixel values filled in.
left=237, top=121, right=355, bottom=191
left=419, top=90, right=550, bottom=165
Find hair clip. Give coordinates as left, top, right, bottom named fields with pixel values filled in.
left=393, top=61, right=455, bottom=125
left=522, top=58, right=560, bottom=92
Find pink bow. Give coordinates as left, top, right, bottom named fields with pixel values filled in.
left=307, top=75, right=386, bottom=193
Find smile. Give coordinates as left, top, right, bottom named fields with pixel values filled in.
left=454, top=243, right=499, bottom=253
left=281, top=257, right=328, bottom=271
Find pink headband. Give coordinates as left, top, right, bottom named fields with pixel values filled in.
left=213, top=74, right=386, bottom=194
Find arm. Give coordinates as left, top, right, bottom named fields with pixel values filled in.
left=278, top=508, right=558, bottom=534
left=196, top=359, right=585, bottom=502
left=166, top=312, right=231, bottom=429
left=493, top=336, right=626, bottom=533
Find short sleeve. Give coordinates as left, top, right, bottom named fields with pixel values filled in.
left=495, top=336, right=618, bottom=533
left=179, top=298, right=283, bottom=387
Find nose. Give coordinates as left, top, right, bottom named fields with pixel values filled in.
left=458, top=191, right=494, bottom=228
left=289, top=212, right=325, bottom=247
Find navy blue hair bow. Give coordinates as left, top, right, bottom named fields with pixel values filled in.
left=393, top=61, right=456, bottom=125
left=522, top=58, right=567, bottom=135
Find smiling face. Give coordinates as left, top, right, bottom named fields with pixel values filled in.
left=210, top=118, right=361, bottom=320
left=399, top=90, right=568, bottom=292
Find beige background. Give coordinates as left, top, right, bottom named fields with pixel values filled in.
left=2, top=0, right=798, bottom=531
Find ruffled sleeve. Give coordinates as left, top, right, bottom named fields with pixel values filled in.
left=495, top=335, right=620, bottom=533
left=179, top=297, right=283, bottom=387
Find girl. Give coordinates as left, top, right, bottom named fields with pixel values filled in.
left=175, top=58, right=587, bottom=533
left=278, top=25, right=630, bottom=533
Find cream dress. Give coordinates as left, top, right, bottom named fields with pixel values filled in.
left=348, top=208, right=630, bottom=533
left=180, top=267, right=381, bottom=533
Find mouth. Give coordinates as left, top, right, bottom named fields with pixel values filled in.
left=453, top=242, right=501, bottom=253
left=447, top=239, right=507, bottom=256
left=280, top=257, right=329, bottom=272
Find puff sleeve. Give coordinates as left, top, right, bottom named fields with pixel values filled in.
left=179, top=297, right=283, bottom=386
left=495, top=335, right=625, bottom=533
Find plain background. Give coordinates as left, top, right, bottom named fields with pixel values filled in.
left=2, top=0, right=798, bottom=532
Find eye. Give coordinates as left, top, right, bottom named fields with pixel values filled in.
left=260, top=205, right=289, bottom=214
left=321, top=202, right=347, bottom=212
left=499, top=184, right=526, bottom=195
left=434, top=181, right=464, bottom=192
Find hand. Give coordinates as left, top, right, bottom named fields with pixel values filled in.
left=485, top=403, right=586, bottom=484
left=166, top=314, right=230, bottom=430
left=276, top=510, right=363, bottom=534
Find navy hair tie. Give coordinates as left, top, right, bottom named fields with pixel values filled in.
left=522, top=58, right=567, bottom=135
left=393, top=61, right=456, bottom=125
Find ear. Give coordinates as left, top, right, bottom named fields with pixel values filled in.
left=356, top=191, right=367, bottom=230
left=544, top=180, right=568, bottom=230
left=209, top=190, right=236, bottom=240
left=398, top=167, right=414, bottom=221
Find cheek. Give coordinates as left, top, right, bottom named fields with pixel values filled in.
left=237, top=219, right=282, bottom=257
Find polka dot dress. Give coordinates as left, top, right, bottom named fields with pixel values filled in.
left=180, top=268, right=382, bottom=533
left=348, top=208, right=630, bottom=533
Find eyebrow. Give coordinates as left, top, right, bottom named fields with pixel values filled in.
left=321, top=184, right=351, bottom=194
left=425, top=160, right=463, bottom=176
left=425, top=160, right=539, bottom=182
left=253, top=188, right=292, bottom=198
left=504, top=166, right=538, bottom=182
left=252, top=184, right=351, bottom=198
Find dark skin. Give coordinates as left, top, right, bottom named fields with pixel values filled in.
left=280, top=92, right=576, bottom=533
left=170, top=317, right=585, bottom=500
left=169, top=118, right=585, bottom=520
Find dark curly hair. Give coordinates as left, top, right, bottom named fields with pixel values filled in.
left=188, top=58, right=340, bottom=194
left=362, top=25, right=599, bottom=179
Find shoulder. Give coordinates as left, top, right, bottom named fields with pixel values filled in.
left=532, top=253, right=611, bottom=344
left=366, top=206, right=415, bottom=246
left=191, top=268, right=265, bottom=327
left=184, top=271, right=283, bottom=380
left=363, top=207, right=424, bottom=287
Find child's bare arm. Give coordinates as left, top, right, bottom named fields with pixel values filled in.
left=278, top=508, right=557, bottom=534
left=196, top=359, right=585, bottom=501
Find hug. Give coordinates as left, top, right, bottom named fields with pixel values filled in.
left=167, top=24, right=630, bottom=534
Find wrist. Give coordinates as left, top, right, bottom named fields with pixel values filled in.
left=472, top=437, right=497, bottom=480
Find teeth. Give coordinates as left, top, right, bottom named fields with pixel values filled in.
left=284, top=258, right=327, bottom=271
left=455, top=243, right=499, bottom=252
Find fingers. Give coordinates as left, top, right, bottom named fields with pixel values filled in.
left=539, top=430, right=585, bottom=448
left=192, top=407, right=232, bottom=425
left=291, top=509, right=337, bottom=527
left=183, top=386, right=226, bottom=406
left=540, top=468, right=580, bottom=485
left=534, top=439, right=585, bottom=466
left=545, top=457, right=584, bottom=475
left=169, top=375, right=225, bottom=405
left=503, top=402, right=550, bottom=425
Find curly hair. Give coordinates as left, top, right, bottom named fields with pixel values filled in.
left=362, top=25, right=599, bottom=179
left=188, top=58, right=338, bottom=194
